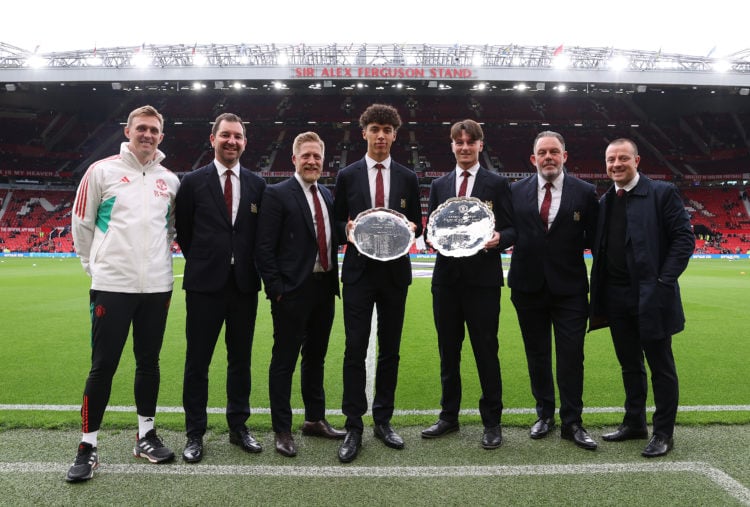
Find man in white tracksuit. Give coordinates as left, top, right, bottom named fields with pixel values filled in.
left=66, top=105, right=180, bottom=483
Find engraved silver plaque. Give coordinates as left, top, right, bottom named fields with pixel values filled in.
left=427, top=197, right=495, bottom=257
left=350, top=208, right=415, bottom=261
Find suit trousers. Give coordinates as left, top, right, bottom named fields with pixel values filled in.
left=511, top=287, right=587, bottom=426
left=268, top=271, right=336, bottom=433
left=341, top=263, right=408, bottom=432
left=183, top=271, right=258, bottom=437
left=431, top=284, right=503, bottom=428
left=605, top=283, right=679, bottom=438
left=83, top=290, right=171, bottom=433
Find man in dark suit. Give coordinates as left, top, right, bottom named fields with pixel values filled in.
left=508, top=131, right=599, bottom=450
left=333, top=104, right=422, bottom=463
left=590, top=138, right=694, bottom=458
left=175, top=113, right=267, bottom=463
left=255, top=131, right=346, bottom=458
left=421, top=119, right=515, bottom=449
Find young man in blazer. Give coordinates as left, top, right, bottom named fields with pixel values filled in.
left=333, top=104, right=422, bottom=463
left=509, top=131, right=599, bottom=450
left=589, top=138, right=694, bottom=457
left=175, top=113, right=267, bottom=463
left=421, top=119, right=515, bottom=449
left=256, top=131, right=346, bottom=458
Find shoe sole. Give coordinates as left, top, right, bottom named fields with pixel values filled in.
left=373, top=432, right=405, bottom=449
left=133, top=449, right=176, bottom=464
left=421, top=426, right=459, bottom=439
left=481, top=441, right=502, bottom=450
left=602, top=434, right=649, bottom=442
left=65, top=462, right=98, bottom=483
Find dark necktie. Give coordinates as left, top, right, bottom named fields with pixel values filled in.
left=458, top=170, right=470, bottom=197
left=310, top=185, right=329, bottom=272
left=617, top=188, right=626, bottom=198
left=540, top=182, right=552, bottom=231
left=374, top=163, right=385, bottom=208
left=224, top=169, right=233, bottom=221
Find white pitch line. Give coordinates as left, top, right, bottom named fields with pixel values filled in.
left=365, top=309, right=377, bottom=411
left=1, top=461, right=747, bottom=504
left=2, top=405, right=748, bottom=415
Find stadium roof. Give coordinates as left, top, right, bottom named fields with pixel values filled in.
left=2, top=43, right=750, bottom=93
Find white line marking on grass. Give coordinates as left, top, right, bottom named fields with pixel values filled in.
left=365, top=309, right=377, bottom=411
left=3, top=405, right=749, bottom=415
left=2, top=461, right=748, bottom=504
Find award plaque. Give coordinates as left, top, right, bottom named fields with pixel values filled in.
left=427, top=197, right=495, bottom=257
left=350, top=208, right=415, bottom=261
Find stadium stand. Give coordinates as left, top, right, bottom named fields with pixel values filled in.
left=1, top=80, right=749, bottom=253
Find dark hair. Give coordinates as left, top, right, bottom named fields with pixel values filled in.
left=359, top=104, right=402, bottom=130
left=212, top=113, right=246, bottom=137
left=450, top=119, right=484, bottom=142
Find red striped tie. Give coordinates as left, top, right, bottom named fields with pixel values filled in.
left=540, top=182, right=552, bottom=231
left=311, top=185, right=329, bottom=271
left=224, top=170, right=233, bottom=220
left=458, top=170, right=470, bottom=197
left=374, top=163, right=385, bottom=208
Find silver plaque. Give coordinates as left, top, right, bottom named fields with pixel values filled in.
left=350, top=208, right=415, bottom=261
left=427, top=197, right=495, bottom=257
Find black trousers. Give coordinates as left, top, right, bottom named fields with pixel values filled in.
left=341, top=264, right=408, bottom=432
left=431, top=284, right=503, bottom=428
left=606, top=284, right=679, bottom=438
left=268, top=272, right=336, bottom=433
left=82, top=290, right=171, bottom=433
left=511, top=287, right=587, bottom=426
left=183, top=275, right=258, bottom=438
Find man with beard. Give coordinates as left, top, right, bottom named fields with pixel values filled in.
left=256, top=131, right=346, bottom=458
left=508, top=131, right=599, bottom=450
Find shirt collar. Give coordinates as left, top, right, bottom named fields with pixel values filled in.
left=455, top=163, right=480, bottom=176
left=616, top=172, right=640, bottom=193
left=294, top=171, right=315, bottom=191
left=366, top=155, right=392, bottom=170
left=537, top=171, right=564, bottom=190
left=215, top=159, right=238, bottom=176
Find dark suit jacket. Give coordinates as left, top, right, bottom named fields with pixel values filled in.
left=427, top=167, right=516, bottom=287
left=255, top=177, right=339, bottom=300
left=175, top=162, right=266, bottom=294
left=589, top=174, right=695, bottom=338
left=508, top=173, right=598, bottom=295
left=333, top=157, right=422, bottom=286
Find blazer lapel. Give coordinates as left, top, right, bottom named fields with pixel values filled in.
left=207, top=163, right=232, bottom=225
left=527, top=178, right=544, bottom=231
left=292, top=178, right=316, bottom=238
left=357, top=160, right=373, bottom=209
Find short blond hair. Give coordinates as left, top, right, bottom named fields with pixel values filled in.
left=127, top=105, right=164, bottom=131
left=293, top=131, right=325, bottom=157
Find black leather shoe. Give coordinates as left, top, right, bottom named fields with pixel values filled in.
left=274, top=432, right=297, bottom=457
left=529, top=417, right=555, bottom=439
left=421, top=419, right=459, bottom=439
left=373, top=423, right=405, bottom=449
left=182, top=436, right=203, bottom=463
left=602, top=424, right=649, bottom=442
left=338, top=430, right=362, bottom=463
left=481, top=425, right=503, bottom=449
left=229, top=427, right=263, bottom=453
left=561, top=423, right=598, bottom=450
left=641, top=435, right=673, bottom=457
left=301, top=419, right=347, bottom=439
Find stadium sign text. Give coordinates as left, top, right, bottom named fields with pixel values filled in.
left=293, top=67, right=473, bottom=79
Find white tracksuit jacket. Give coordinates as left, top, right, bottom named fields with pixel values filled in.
left=72, top=143, right=180, bottom=293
